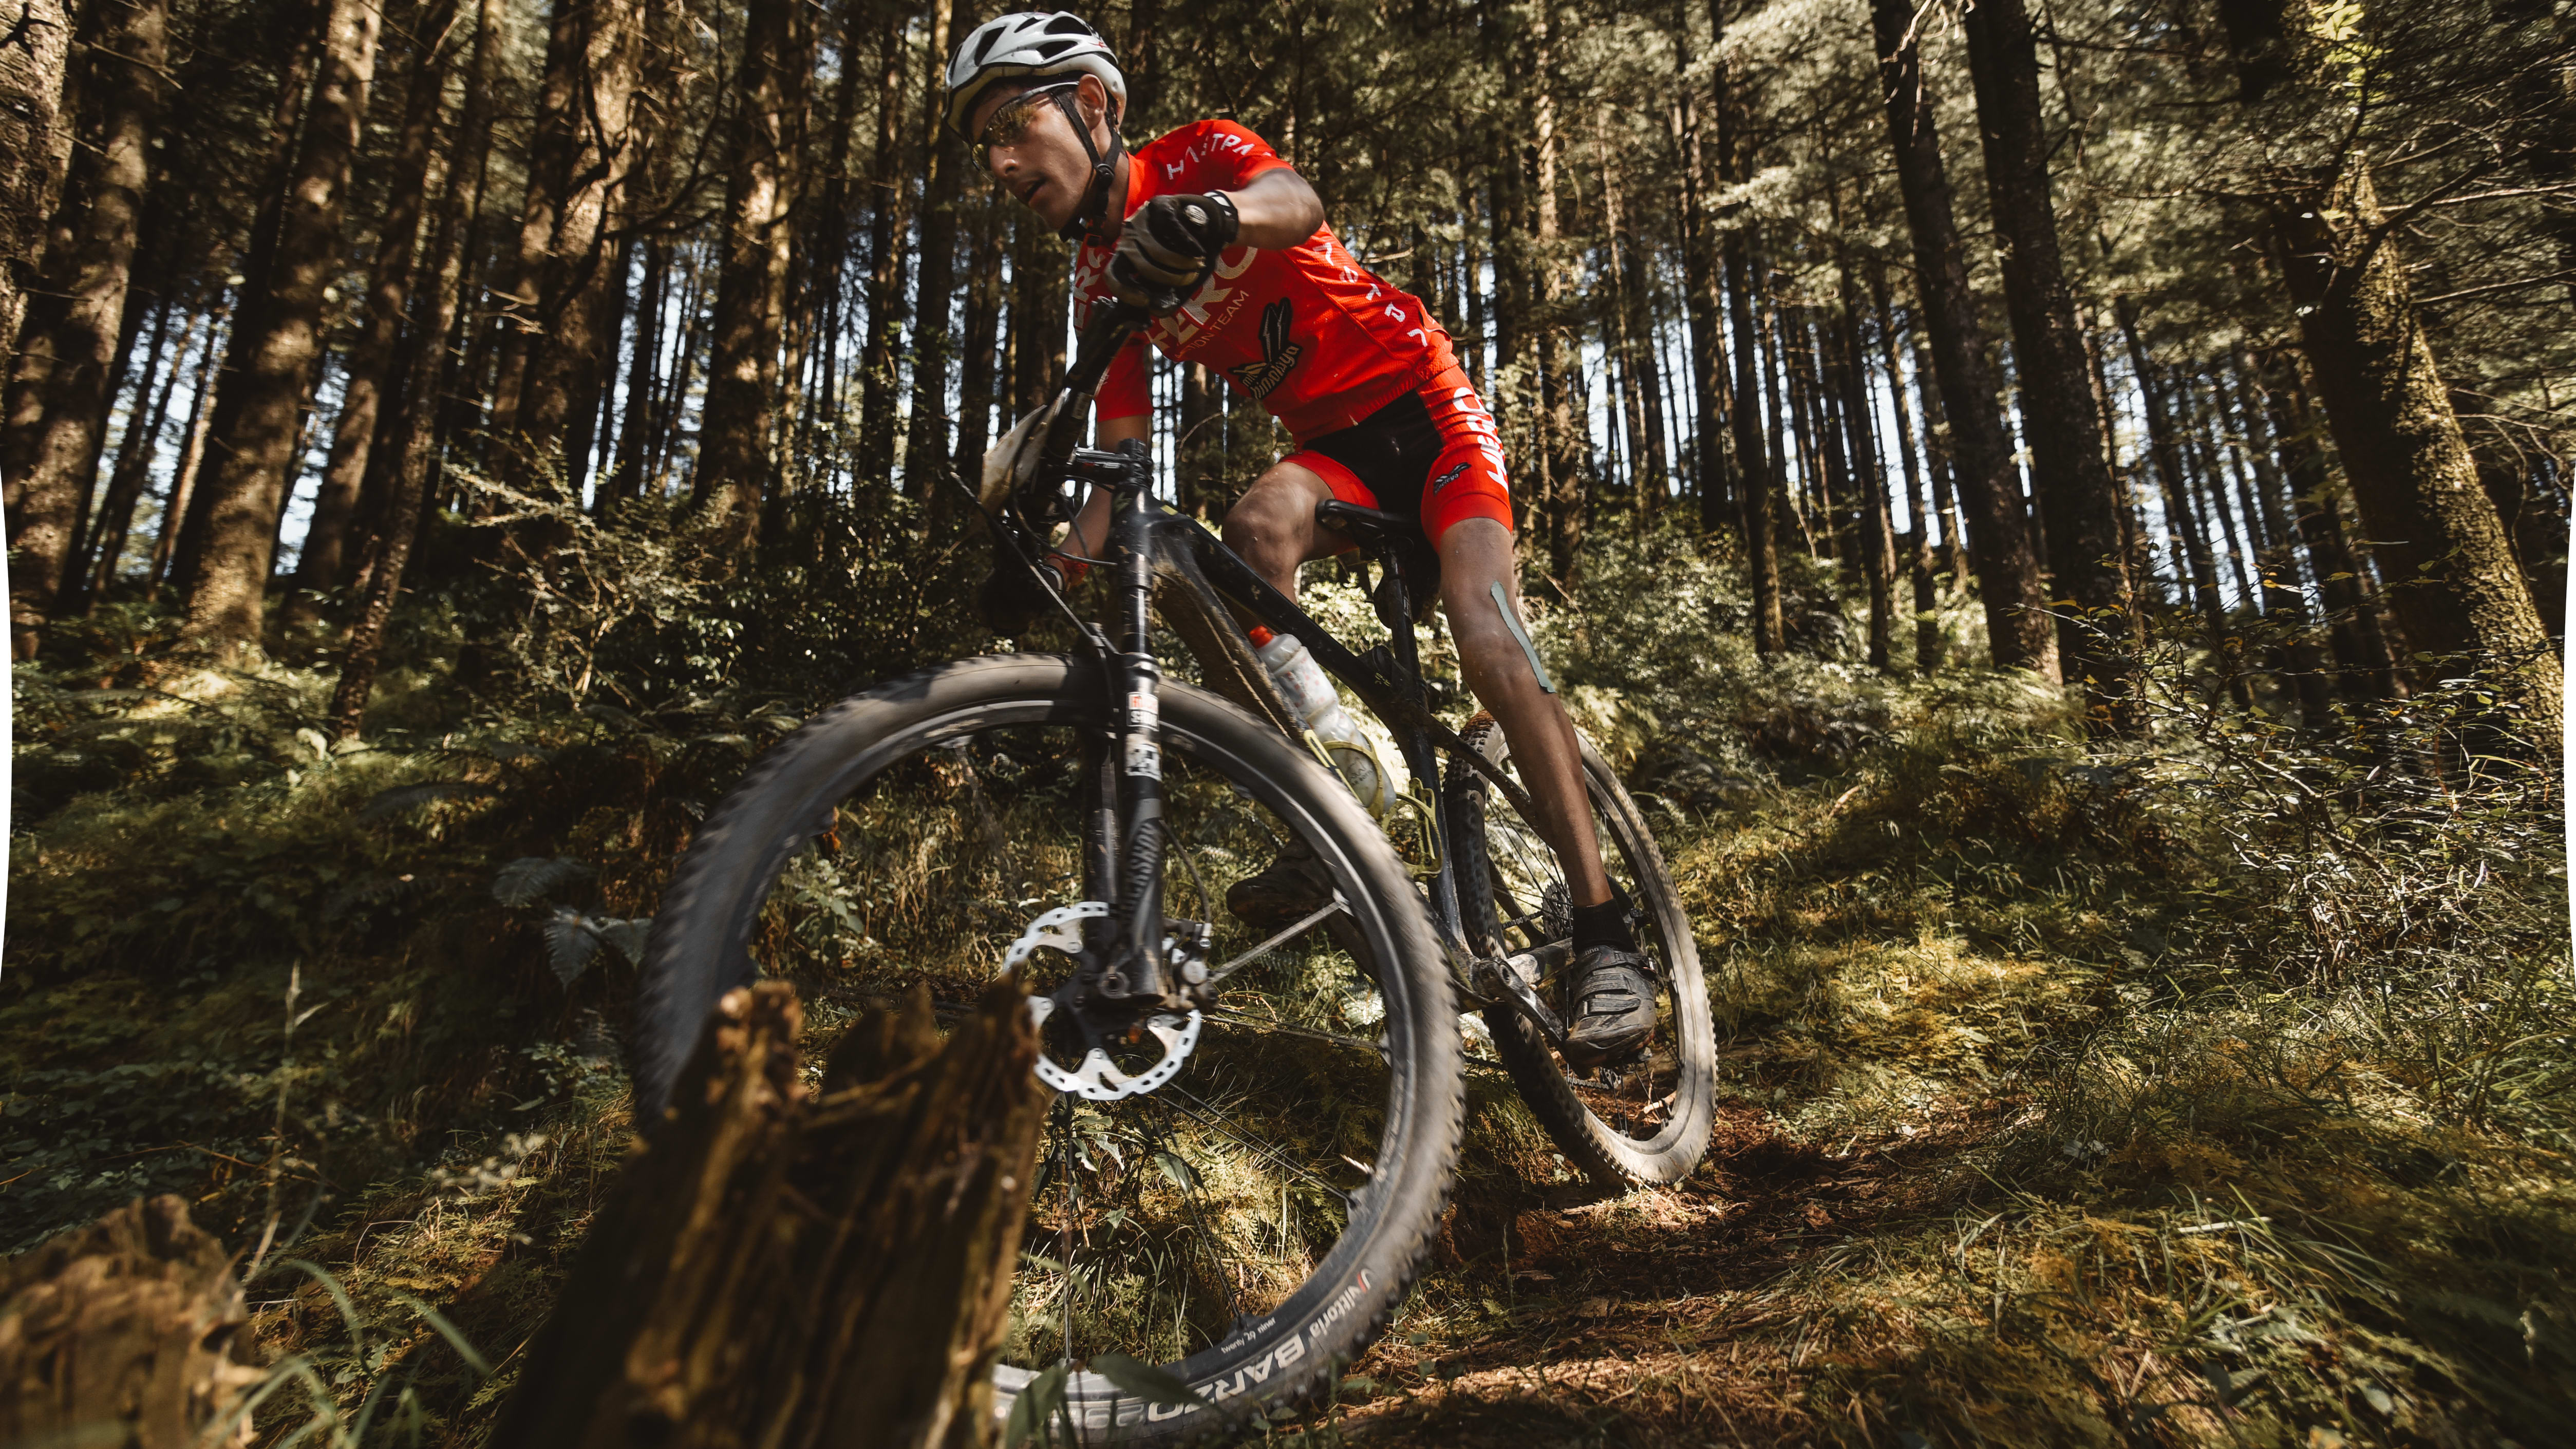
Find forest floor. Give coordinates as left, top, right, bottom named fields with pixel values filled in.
left=7, top=543, right=2572, bottom=1446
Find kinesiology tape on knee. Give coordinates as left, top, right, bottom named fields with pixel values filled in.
left=1570, top=888, right=1639, bottom=955
left=1489, top=582, right=1557, bottom=694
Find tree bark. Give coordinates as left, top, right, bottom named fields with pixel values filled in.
left=2272, top=161, right=2560, bottom=751
left=0, top=1195, right=262, bottom=1448
left=2, top=0, right=170, bottom=658
left=179, top=0, right=379, bottom=660
left=1868, top=0, right=2057, bottom=679
left=0, top=0, right=76, bottom=348
left=1962, top=0, right=2134, bottom=726
left=487, top=978, right=1046, bottom=1449
left=485, top=0, right=642, bottom=473
left=690, top=0, right=807, bottom=553
left=286, top=0, right=458, bottom=627
left=331, top=0, right=498, bottom=739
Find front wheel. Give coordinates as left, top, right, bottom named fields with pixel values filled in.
left=1444, top=713, right=1716, bottom=1185
left=632, top=654, right=1460, bottom=1442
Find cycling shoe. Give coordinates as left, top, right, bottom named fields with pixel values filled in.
left=1560, top=945, right=1657, bottom=1066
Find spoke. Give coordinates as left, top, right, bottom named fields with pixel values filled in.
left=1202, top=1007, right=1384, bottom=1058
left=1137, top=1100, right=1244, bottom=1333
left=1202, top=897, right=1351, bottom=985
left=1159, top=1085, right=1356, bottom=1205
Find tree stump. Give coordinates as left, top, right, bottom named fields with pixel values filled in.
left=490, top=975, right=1049, bottom=1449
left=0, top=1194, right=262, bottom=1447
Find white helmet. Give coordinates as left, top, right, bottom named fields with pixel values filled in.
left=945, top=12, right=1126, bottom=137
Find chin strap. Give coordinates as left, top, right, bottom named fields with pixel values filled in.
left=1052, top=89, right=1125, bottom=242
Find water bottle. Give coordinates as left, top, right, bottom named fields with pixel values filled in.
left=1251, top=627, right=1396, bottom=816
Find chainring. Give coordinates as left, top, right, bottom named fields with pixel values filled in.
left=1003, top=901, right=1203, bottom=1101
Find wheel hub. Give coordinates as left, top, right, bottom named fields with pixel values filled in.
left=1003, top=902, right=1203, bottom=1101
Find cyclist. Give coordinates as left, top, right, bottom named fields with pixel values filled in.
left=948, top=12, right=1654, bottom=1066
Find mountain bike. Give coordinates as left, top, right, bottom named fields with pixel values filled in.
left=630, top=300, right=1715, bottom=1442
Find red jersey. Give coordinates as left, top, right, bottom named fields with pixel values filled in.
left=1073, top=120, right=1460, bottom=446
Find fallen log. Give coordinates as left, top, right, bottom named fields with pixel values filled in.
left=490, top=975, right=1048, bottom=1449
left=0, top=1193, right=262, bottom=1447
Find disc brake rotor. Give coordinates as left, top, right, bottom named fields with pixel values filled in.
left=1004, top=901, right=1202, bottom=1101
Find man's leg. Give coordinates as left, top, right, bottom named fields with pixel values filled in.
left=1221, top=459, right=1346, bottom=595
left=1437, top=518, right=1655, bottom=1063
left=1434, top=518, right=1610, bottom=907
left=1215, top=460, right=1357, bottom=929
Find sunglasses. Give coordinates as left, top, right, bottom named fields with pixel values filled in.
left=974, top=83, right=1079, bottom=167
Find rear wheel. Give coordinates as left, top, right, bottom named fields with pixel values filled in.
left=633, top=655, right=1461, bottom=1442
left=1444, top=713, right=1715, bottom=1185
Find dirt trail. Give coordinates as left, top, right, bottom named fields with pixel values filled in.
left=1332, top=1098, right=2007, bottom=1445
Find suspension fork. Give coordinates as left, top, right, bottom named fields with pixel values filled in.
left=1104, top=445, right=1173, bottom=1004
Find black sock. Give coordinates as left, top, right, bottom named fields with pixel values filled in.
left=1569, top=888, right=1637, bottom=954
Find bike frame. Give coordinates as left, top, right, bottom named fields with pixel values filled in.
left=990, top=303, right=1568, bottom=1042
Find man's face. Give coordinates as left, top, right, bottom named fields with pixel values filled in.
left=972, top=74, right=1114, bottom=233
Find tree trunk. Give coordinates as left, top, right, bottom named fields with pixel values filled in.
left=690, top=0, right=806, bottom=553
left=1713, top=0, right=1780, bottom=652
left=71, top=293, right=187, bottom=611
left=79, top=297, right=199, bottom=610
left=485, top=0, right=641, bottom=473
left=147, top=296, right=226, bottom=599
left=855, top=4, right=917, bottom=492
left=1962, top=0, right=2134, bottom=725
left=2229, top=348, right=2337, bottom=722
left=2, top=0, right=171, bottom=657
left=608, top=236, right=669, bottom=503
left=2272, top=161, right=2560, bottom=751
left=486, top=979, right=1046, bottom=1449
left=331, top=0, right=498, bottom=739
left=1011, top=215, right=1067, bottom=415
left=164, top=11, right=325, bottom=602
left=285, top=0, right=457, bottom=629
left=1530, top=4, right=1583, bottom=583
left=179, top=0, right=379, bottom=660
left=902, top=0, right=968, bottom=508
left=1869, top=0, right=2057, bottom=679
left=1669, top=0, right=1725, bottom=536
left=0, top=0, right=76, bottom=347
left=2258, top=351, right=2398, bottom=701
left=1870, top=263, right=1941, bottom=675
left=2115, top=303, right=2241, bottom=692
left=0, top=1195, right=262, bottom=1448
left=953, top=193, right=1004, bottom=495
left=1831, top=249, right=1896, bottom=673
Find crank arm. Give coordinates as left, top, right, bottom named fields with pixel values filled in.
left=1474, top=953, right=1568, bottom=1049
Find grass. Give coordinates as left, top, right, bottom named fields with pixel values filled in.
left=7, top=526, right=2570, bottom=1445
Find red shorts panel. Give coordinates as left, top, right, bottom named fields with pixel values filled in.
left=1281, top=366, right=1513, bottom=546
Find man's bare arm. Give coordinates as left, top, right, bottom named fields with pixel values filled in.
left=1216, top=169, right=1323, bottom=251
